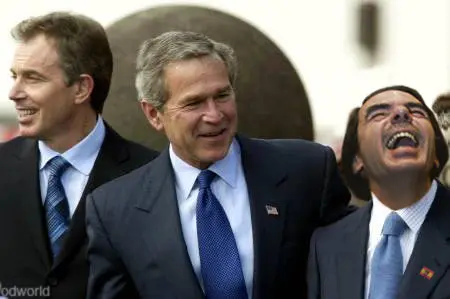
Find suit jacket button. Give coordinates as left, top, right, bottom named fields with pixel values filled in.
left=47, top=277, right=58, bottom=286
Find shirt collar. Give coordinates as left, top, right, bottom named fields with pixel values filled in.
left=169, top=138, right=240, bottom=201
left=371, top=180, right=438, bottom=235
left=39, top=116, right=106, bottom=175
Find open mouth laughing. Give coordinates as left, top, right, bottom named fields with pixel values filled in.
left=385, top=131, right=419, bottom=150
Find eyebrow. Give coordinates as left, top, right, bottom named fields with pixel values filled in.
left=365, top=103, right=390, bottom=119
left=182, top=85, right=233, bottom=102
left=365, top=101, right=427, bottom=119
left=404, top=102, right=426, bottom=111
left=10, top=68, right=45, bottom=78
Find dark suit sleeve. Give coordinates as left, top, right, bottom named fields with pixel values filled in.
left=307, top=230, right=321, bottom=299
left=86, top=194, right=138, bottom=299
left=319, top=147, right=353, bottom=225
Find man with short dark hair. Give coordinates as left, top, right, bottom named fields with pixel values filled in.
left=0, top=12, right=158, bottom=298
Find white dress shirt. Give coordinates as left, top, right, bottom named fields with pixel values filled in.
left=39, top=116, right=105, bottom=216
left=169, top=138, right=254, bottom=298
left=365, top=180, right=438, bottom=298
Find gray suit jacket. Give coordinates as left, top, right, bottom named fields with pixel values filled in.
left=86, top=136, right=351, bottom=299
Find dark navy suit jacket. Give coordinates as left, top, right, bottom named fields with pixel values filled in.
left=308, top=183, right=450, bottom=299
left=86, top=135, right=351, bottom=299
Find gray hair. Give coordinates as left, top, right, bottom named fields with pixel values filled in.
left=135, top=31, right=237, bottom=110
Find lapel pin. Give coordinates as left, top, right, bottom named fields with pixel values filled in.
left=419, top=267, right=435, bottom=280
left=265, top=205, right=279, bottom=216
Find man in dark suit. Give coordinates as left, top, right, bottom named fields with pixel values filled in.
left=308, top=85, right=450, bottom=299
left=85, top=31, right=351, bottom=299
left=0, top=12, right=158, bottom=299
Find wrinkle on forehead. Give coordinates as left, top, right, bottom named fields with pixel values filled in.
left=12, top=35, right=60, bottom=76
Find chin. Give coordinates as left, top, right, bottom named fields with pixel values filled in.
left=201, top=148, right=229, bottom=163
left=18, top=126, right=37, bottom=138
left=387, top=162, right=429, bottom=174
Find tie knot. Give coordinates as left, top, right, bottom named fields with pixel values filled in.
left=382, top=212, right=407, bottom=236
left=47, top=156, right=70, bottom=179
left=197, top=170, right=216, bottom=189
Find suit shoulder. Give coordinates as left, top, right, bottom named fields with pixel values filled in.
left=253, top=138, right=332, bottom=156
left=123, top=139, right=159, bottom=160
left=92, top=160, right=151, bottom=196
left=316, top=206, right=370, bottom=233
left=0, top=136, right=33, bottom=156
left=313, top=205, right=368, bottom=242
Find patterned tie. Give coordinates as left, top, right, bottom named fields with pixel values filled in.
left=196, top=170, right=248, bottom=299
left=44, top=156, right=71, bottom=258
left=369, top=211, right=407, bottom=299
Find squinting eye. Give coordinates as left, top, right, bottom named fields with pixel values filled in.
left=411, top=109, right=426, bottom=117
left=368, top=112, right=387, bottom=120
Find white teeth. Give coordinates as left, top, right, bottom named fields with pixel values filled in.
left=387, top=132, right=417, bottom=149
left=17, top=109, right=37, bottom=117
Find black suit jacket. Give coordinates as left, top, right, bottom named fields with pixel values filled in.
left=86, top=136, right=351, bottom=299
left=0, top=125, right=158, bottom=299
left=308, top=183, right=450, bottom=299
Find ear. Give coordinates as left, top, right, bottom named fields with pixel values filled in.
left=140, top=100, right=164, bottom=131
left=353, top=154, right=364, bottom=175
left=435, top=159, right=440, bottom=169
left=73, top=74, right=94, bottom=105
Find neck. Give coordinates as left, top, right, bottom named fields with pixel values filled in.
left=370, top=174, right=432, bottom=210
left=44, top=109, right=98, bottom=153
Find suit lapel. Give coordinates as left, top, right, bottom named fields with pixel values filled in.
left=335, top=203, right=371, bottom=299
left=398, top=184, right=450, bottom=299
left=134, top=149, right=204, bottom=299
left=237, top=136, right=288, bottom=299
left=14, top=139, right=52, bottom=269
left=52, top=126, right=130, bottom=269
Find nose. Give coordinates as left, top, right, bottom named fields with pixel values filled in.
left=8, top=80, right=26, bottom=102
left=392, top=107, right=411, bottom=124
left=203, top=99, right=223, bottom=123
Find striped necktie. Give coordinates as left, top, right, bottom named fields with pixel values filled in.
left=44, top=156, right=71, bottom=258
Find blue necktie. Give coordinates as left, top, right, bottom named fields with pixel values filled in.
left=196, top=170, right=248, bottom=299
left=369, top=211, right=407, bottom=299
left=44, top=156, right=71, bottom=258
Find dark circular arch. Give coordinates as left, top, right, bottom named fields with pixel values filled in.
left=103, top=5, right=313, bottom=150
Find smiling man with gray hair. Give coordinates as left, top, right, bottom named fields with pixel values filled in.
left=85, top=31, right=351, bottom=299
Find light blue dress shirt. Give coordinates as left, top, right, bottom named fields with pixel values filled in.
left=39, top=116, right=105, bottom=216
left=365, top=180, right=438, bottom=298
left=170, top=138, right=254, bottom=298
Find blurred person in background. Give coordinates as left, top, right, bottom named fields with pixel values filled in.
left=0, top=11, right=158, bottom=299
left=432, top=92, right=450, bottom=186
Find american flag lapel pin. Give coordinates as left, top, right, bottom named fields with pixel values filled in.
left=419, top=267, right=435, bottom=280
left=265, top=205, right=279, bottom=216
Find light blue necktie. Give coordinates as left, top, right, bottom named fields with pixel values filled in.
left=44, top=156, right=71, bottom=258
left=369, top=211, right=407, bottom=299
left=196, top=170, right=248, bottom=299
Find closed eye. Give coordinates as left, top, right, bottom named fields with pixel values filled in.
left=367, top=111, right=388, bottom=121
left=410, top=108, right=427, bottom=117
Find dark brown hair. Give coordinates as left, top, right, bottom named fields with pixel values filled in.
left=12, top=11, right=113, bottom=113
left=341, top=86, right=448, bottom=200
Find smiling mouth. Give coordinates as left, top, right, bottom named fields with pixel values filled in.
left=17, top=109, right=38, bottom=117
left=386, top=131, right=419, bottom=150
left=200, top=128, right=227, bottom=138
